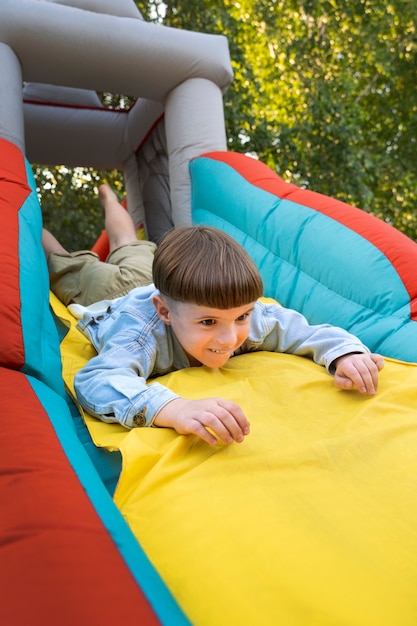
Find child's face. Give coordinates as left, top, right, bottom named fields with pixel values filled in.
left=153, top=297, right=256, bottom=368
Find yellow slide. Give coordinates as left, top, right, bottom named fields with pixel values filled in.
left=54, top=293, right=417, bottom=626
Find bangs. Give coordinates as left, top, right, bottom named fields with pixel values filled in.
left=183, top=259, right=263, bottom=308
left=153, top=225, right=264, bottom=307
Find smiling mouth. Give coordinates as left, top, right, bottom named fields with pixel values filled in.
left=209, top=348, right=232, bottom=354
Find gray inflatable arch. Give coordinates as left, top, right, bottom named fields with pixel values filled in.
left=0, top=0, right=233, bottom=242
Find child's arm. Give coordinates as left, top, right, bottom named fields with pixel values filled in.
left=248, top=302, right=384, bottom=393
left=332, top=352, right=384, bottom=395
left=74, top=338, right=250, bottom=443
left=154, top=397, right=250, bottom=446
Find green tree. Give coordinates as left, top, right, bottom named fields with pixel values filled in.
left=151, top=0, right=417, bottom=236
left=36, top=164, right=124, bottom=251
left=37, top=0, right=417, bottom=246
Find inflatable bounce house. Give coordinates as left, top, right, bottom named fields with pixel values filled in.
left=2, top=1, right=417, bottom=625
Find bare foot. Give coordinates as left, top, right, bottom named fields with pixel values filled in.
left=99, top=184, right=137, bottom=250
left=98, top=184, right=119, bottom=209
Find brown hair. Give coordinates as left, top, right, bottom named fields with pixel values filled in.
left=152, top=225, right=263, bottom=308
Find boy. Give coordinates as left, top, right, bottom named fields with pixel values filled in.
left=73, top=225, right=384, bottom=446
left=42, top=184, right=156, bottom=306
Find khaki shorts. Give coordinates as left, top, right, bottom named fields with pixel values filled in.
left=48, top=240, right=157, bottom=306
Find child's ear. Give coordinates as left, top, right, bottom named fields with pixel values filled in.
left=152, top=294, right=172, bottom=324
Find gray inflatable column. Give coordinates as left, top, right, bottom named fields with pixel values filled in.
left=165, top=77, right=228, bottom=226
left=0, top=43, right=24, bottom=149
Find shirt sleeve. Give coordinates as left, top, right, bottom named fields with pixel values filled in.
left=245, top=301, right=370, bottom=373
left=74, top=325, right=180, bottom=428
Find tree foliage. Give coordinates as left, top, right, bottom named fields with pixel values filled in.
left=36, top=165, right=124, bottom=251
left=36, top=0, right=417, bottom=248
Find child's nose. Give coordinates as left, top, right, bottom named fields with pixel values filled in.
left=217, top=326, right=237, bottom=345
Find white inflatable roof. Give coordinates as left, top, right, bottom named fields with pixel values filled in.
left=0, top=0, right=233, bottom=238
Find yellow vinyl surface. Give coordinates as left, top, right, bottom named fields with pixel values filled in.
left=53, top=293, right=417, bottom=626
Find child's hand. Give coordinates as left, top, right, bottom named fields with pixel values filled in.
left=332, top=352, right=384, bottom=395
left=153, top=397, right=250, bottom=446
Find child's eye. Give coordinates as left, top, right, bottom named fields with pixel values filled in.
left=237, top=313, right=249, bottom=322
left=201, top=319, right=216, bottom=326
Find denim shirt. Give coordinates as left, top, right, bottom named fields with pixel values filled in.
left=74, top=284, right=369, bottom=428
